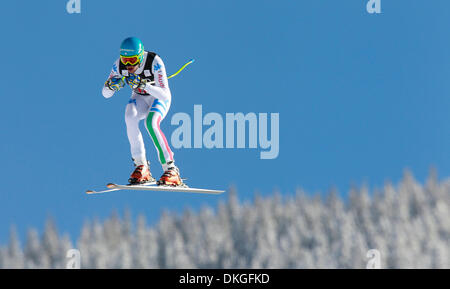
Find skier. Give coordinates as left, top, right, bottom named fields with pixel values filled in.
left=102, top=37, right=182, bottom=186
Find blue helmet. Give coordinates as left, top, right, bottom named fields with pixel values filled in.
left=120, top=37, right=144, bottom=64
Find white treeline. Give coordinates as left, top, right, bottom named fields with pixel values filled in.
left=0, top=170, right=449, bottom=269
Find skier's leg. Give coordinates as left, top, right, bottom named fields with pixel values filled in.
left=125, top=96, right=155, bottom=183
left=144, top=98, right=175, bottom=170
left=145, top=98, right=182, bottom=186
left=125, top=97, right=149, bottom=166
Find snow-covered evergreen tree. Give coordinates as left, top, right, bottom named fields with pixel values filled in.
left=0, top=171, right=449, bottom=268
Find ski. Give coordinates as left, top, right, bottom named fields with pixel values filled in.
left=86, top=181, right=158, bottom=195
left=105, top=183, right=224, bottom=195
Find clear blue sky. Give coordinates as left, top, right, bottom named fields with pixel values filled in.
left=0, top=0, right=448, bottom=244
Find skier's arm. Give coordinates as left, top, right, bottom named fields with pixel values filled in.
left=102, top=60, right=122, bottom=99
left=143, top=55, right=171, bottom=102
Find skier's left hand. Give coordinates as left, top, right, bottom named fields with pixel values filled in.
left=126, top=74, right=145, bottom=90
left=105, top=77, right=125, bottom=91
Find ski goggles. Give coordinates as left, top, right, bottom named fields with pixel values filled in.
left=120, top=55, right=141, bottom=66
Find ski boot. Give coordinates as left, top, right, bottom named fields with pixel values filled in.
left=129, top=161, right=155, bottom=184
left=157, top=162, right=183, bottom=187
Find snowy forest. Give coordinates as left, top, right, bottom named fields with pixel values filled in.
left=1, top=170, right=449, bottom=269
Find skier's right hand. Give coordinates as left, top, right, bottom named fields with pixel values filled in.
left=126, top=74, right=144, bottom=90
left=105, top=77, right=125, bottom=92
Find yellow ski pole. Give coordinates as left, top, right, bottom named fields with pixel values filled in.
left=168, top=58, right=195, bottom=79
left=149, top=58, right=195, bottom=84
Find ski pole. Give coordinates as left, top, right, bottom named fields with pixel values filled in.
left=148, top=58, right=195, bottom=84
left=168, top=58, right=195, bottom=79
